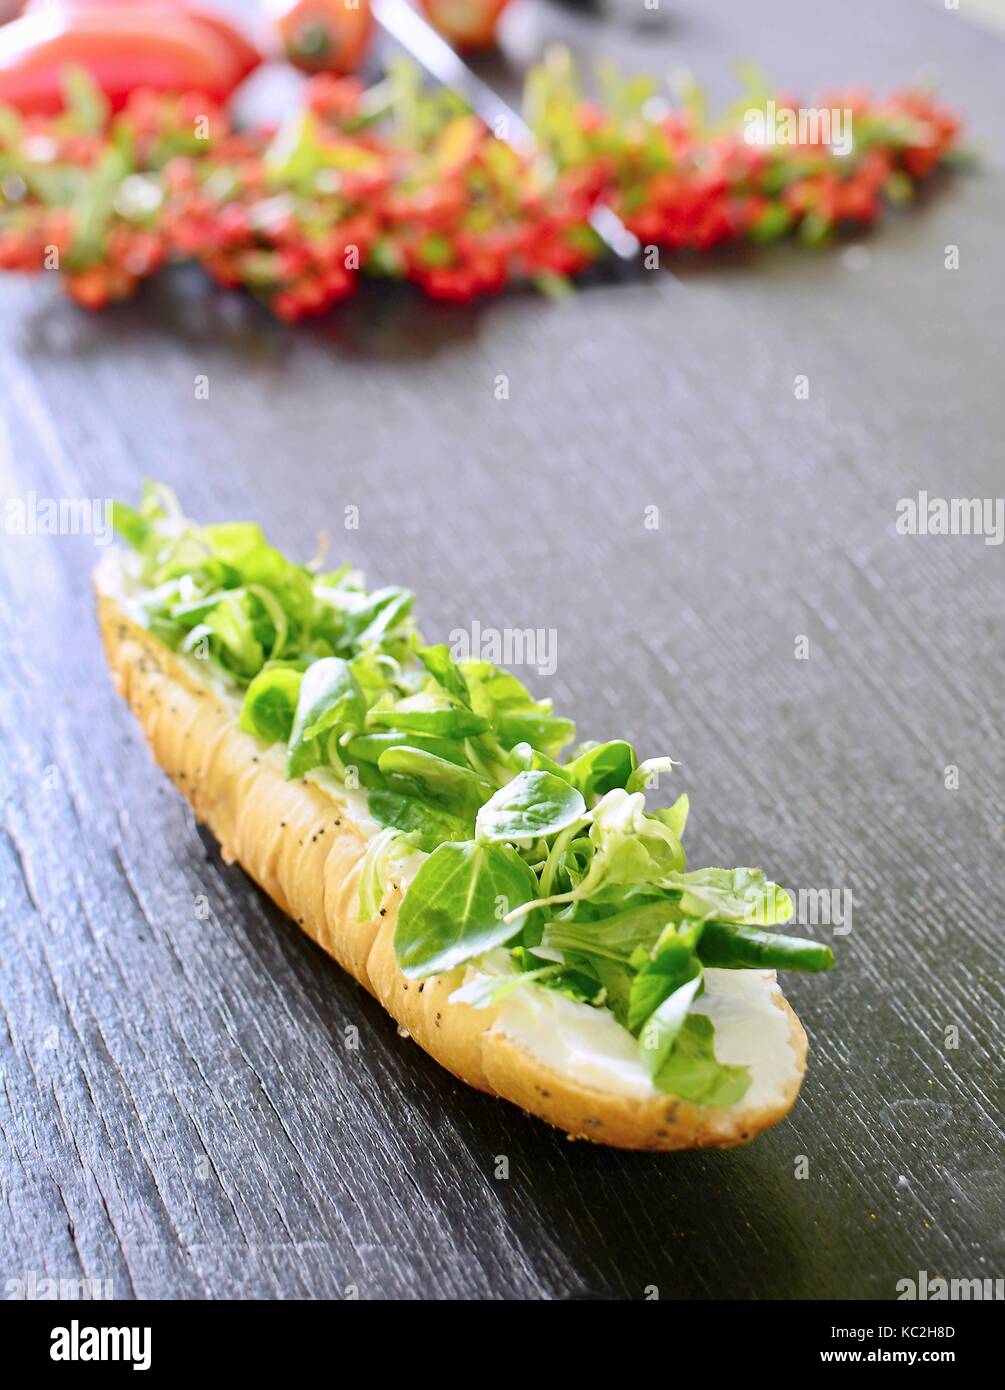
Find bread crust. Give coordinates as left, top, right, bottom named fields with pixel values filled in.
left=97, top=581, right=808, bottom=1150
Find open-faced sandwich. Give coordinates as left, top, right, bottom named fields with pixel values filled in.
left=96, top=484, right=834, bottom=1150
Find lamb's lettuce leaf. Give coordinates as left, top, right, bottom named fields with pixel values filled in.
left=565, top=740, right=637, bottom=800
left=638, top=968, right=703, bottom=1075
left=475, top=771, right=586, bottom=844
left=378, top=745, right=494, bottom=810
left=240, top=666, right=303, bottom=744
left=395, top=840, right=539, bottom=978
left=287, top=657, right=365, bottom=777
left=653, top=1015, right=750, bottom=1108
left=358, top=826, right=414, bottom=922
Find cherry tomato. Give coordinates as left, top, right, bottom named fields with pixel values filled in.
left=269, top=0, right=372, bottom=76
left=419, top=0, right=511, bottom=52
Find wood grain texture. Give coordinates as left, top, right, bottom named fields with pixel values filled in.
left=1, top=0, right=1002, bottom=1300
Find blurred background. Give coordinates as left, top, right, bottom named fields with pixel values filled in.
left=1, top=0, right=1003, bottom=1301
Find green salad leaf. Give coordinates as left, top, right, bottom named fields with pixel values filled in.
left=240, top=666, right=303, bottom=744
left=378, top=745, right=494, bottom=810
left=287, top=657, right=365, bottom=777
left=369, top=693, right=491, bottom=738
left=367, top=789, right=473, bottom=853
left=345, top=729, right=469, bottom=766
left=359, top=827, right=413, bottom=922
left=475, top=771, right=586, bottom=843
left=395, top=841, right=540, bottom=978
left=639, top=969, right=704, bottom=1076
left=416, top=643, right=471, bottom=703
left=496, top=708, right=576, bottom=756
left=565, top=740, right=637, bottom=800
left=652, top=1015, right=751, bottom=1107
left=629, top=920, right=704, bottom=1035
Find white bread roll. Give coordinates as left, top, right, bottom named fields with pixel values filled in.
left=96, top=568, right=808, bottom=1150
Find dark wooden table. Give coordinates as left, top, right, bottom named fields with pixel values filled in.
left=1, top=0, right=1002, bottom=1301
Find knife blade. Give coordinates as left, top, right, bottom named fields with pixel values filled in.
left=371, top=0, right=641, bottom=263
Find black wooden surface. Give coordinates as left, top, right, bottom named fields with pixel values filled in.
left=1, top=0, right=1003, bottom=1301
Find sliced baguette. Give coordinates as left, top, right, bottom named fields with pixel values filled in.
left=96, top=570, right=808, bottom=1150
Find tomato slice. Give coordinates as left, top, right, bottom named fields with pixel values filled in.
left=269, top=0, right=374, bottom=76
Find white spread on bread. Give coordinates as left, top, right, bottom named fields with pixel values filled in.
left=460, top=949, right=800, bottom=1106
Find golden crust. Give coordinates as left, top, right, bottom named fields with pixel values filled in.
left=97, top=582, right=808, bottom=1150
